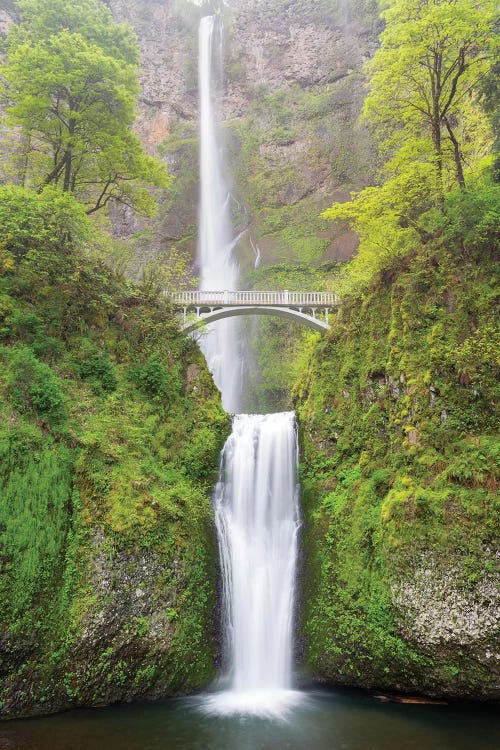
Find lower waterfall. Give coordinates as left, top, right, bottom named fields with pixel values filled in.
left=203, top=412, right=304, bottom=717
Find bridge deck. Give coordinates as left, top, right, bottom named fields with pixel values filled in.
left=167, top=290, right=338, bottom=307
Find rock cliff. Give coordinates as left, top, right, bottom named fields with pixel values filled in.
left=107, top=0, right=380, bottom=272
left=295, top=227, right=500, bottom=700
left=0, top=195, right=230, bottom=718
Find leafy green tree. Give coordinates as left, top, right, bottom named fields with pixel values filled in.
left=481, top=52, right=500, bottom=180
left=323, top=161, right=438, bottom=291
left=0, top=184, right=126, bottom=336
left=0, top=0, right=170, bottom=215
left=140, top=245, right=198, bottom=299
left=363, top=0, right=496, bottom=190
left=323, top=0, right=497, bottom=293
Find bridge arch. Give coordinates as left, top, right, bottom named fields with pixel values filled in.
left=182, top=305, right=330, bottom=333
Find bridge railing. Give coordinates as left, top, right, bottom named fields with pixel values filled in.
left=166, top=290, right=339, bottom=307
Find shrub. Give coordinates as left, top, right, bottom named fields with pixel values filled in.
left=6, top=346, right=65, bottom=422
left=0, top=185, right=91, bottom=263
left=80, top=353, right=117, bottom=394
left=128, top=355, right=181, bottom=403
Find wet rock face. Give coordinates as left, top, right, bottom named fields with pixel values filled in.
left=0, top=5, right=18, bottom=182
left=390, top=551, right=500, bottom=699
left=0, top=11, right=13, bottom=36
left=225, top=0, right=374, bottom=103
left=109, top=0, right=377, bottom=125
left=227, top=22, right=343, bottom=96
left=107, top=0, right=201, bottom=262
left=0, top=523, right=217, bottom=719
left=394, top=563, right=498, bottom=648
left=57, top=530, right=191, bottom=708
left=0, top=0, right=17, bottom=31
left=110, top=1, right=200, bottom=144
left=77, top=531, right=178, bottom=654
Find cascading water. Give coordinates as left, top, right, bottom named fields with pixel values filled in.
left=197, top=13, right=304, bottom=718
left=219, top=415, right=298, bottom=694
left=197, top=15, right=242, bottom=413
left=204, top=413, right=303, bottom=716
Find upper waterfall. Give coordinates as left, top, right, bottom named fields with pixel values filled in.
left=197, top=14, right=242, bottom=412
left=198, top=15, right=235, bottom=291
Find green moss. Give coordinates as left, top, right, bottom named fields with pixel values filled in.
left=295, top=217, right=499, bottom=698
left=0, top=190, right=229, bottom=719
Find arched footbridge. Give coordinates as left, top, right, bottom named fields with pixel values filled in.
left=166, top=290, right=339, bottom=333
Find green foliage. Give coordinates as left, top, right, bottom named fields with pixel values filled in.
left=0, top=0, right=170, bottom=215
left=5, top=345, right=65, bottom=422
left=325, top=177, right=500, bottom=295
left=141, top=245, right=198, bottom=296
left=0, top=178, right=228, bottom=716
left=363, top=0, right=495, bottom=188
left=0, top=184, right=91, bottom=262
left=323, top=0, right=497, bottom=295
left=244, top=262, right=332, bottom=292
left=0, top=441, right=73, bottom=627
left=322, top=161, right=435, bottom=291
left=0, top=185, right=132, bottom=337
left=80, top=352, right=117, bottom=394
left=295, top=206, right=499, bottom=694
left=128, top=356, right=181, bottom=403
left=225, top=67, right=375, bottom=272
left=420, top=181, right=500, bottom=254
left=481, top=56, right=500, bottom=179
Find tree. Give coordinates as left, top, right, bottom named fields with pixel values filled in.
left=322, top=161, right=438, bottom=292
left=140, top=246, right=198, bottom=298
left=322, top=0, right=497, bottom=293
left=0, top=0, right=170, bottom=215
left=481, top=52, right=500, bottom=180
left=363, top=0, right=496, bottom=190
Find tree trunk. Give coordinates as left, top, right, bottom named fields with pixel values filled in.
left=443, top=116, right=466, bottom=190
left=431, top=121, right=444, bottom=201
left=63, top=118, right=76, bottom=192
left=430, top=51, right=444, bottom=201
left=63, top=151, right=72, bottom=192
left=19, top=133, right=31, bottom=188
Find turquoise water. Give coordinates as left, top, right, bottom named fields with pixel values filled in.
left=1, top=688, right=499, bottom=750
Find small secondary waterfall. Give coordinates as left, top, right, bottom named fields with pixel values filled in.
left=197, top=14, right=303, bottom=717
left=197, top=15, right=241, bottom=413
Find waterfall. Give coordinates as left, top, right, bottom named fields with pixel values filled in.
left=196, top=15, right=304, bottom=718
left=197, top=15, right=242, bottom=413
left=218, top=415, right=299, bottom=694
left=203, top=413, right=302, bottom=716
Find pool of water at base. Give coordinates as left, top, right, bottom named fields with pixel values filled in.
left=1, top=687, right=499, bottom=750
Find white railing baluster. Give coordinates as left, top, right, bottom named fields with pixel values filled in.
left=166, top=290, right=340, bottom=309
